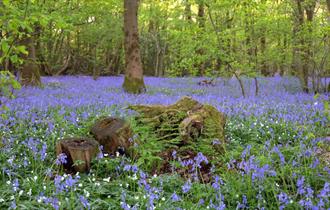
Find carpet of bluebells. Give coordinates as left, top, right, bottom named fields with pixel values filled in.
left=0, top=76, right=329, bottom=210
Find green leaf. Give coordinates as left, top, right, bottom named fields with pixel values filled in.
left=324, top=101, right=329, bottom=112
left=16, top=45, right=28, bottom=55
left=1, top=41, right=9, bottom=53
left=313, top=93, right=320, bottom=100
left=9, top=54, right=19, bottom=64
left=2, top=0, right=10, bottom=6
left=12, top=80, right=21, bottom=90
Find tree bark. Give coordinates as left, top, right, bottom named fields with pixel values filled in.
left=20, top=34, right=41, bottom=86
left=326, top=0, right=330, bottom=92
left=184, top=0, right=192, bottom=22
left=56, top=138, right=99, bottom=173
left=260, top=34, right=268, bottom=76
left=292, top=0, right=310, bottom=93
left=198, top=2, right=205, bottom=28
left=303, top=1, right=316, bottom=93
left=197, top=2, right=205, bottom=76
left=123, top=0, right=146, bottom=94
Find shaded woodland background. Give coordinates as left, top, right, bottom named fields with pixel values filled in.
left=0, top=0, right=330, bottom=92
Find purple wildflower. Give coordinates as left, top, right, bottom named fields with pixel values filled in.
left=241, top=145, right=252, bottom=159
left=79, top=195, right=90, bottom=209
left=198, top=198, right=205, bottom=206
left=212, top=139, right=221, bottom=145
left=278, top=192, right=289, bottom=210
left=297, top=176, right=305, bottom=195
left=212, top=176, right=223, bottom=191
left=96, top=145, right=104, bottom=159
left=194, top=152, right=208, bottom=168
left=318, top=182, right=330, bottom=198
left=40, top=143, right=47, bottom=161
left=182, top=181, right=191, bottom=193
left=55, top=153, right=67, bottom=165
left=10, top=200, right=16, bottom=209
left=272, top=146, right=285, bottom=165
left=171, top=192, right=181, bottom=202
left=172, top=150, right=177, bottom=159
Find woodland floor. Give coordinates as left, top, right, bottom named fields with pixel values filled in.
left=0, top=76, right=329, bottom=209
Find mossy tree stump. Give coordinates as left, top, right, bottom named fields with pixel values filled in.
left=90, top=117, right=133, bottom=156
left=128, top=96, right=226, bottom=157
left=318, top=136, right=330, bottom=167
left=56, top=138, right=99, bottom=173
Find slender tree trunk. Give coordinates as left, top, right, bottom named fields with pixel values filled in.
left=198, top=3, right=205, bottom=28
left=197, top=2, right=205, bottom=76
left=234, top=71, right=246, bottom=98
left=20, top=35, right=41, bottom=86
left=292, top=0, right=309, bottom=93
left=123, top=0, right=145, bottom=93
left=280, top=35, right=287, bottom=76
left=92, top=45, right=98, bottom=80
left=326, top=0, right=330, bottom=92
left=0, top=29, right=3, bottom=71
left=0, top=0, right=5, bottom=70
left=184, top=0, right=192, bottom=22
left=302, top=1, right=316, bottom=93
left=260, top=34, right=268, bottom=76
left=254, top=77, right=259, bottom=96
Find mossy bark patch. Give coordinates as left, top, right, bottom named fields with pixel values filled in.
left=123, top=76, right=146, bottom=94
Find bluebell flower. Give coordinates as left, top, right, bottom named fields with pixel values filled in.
left=171, top=192, right=181, bottom=202
left=297, top=176, right=306, bottom=195
left=182, top=181, right=191, bottom=193
left=40, top=143, right=47, bottom=161
left=172, top=150, right=177, bottom=159
left=318, top=182, right=329, bottom=198
left=55, top=153, right=67, bottom=165
left=194, top=152, right=208, bottom=168
left=212, top=176, right=223, bottom=191
left=241, top=145, right=252, bottom=159
left=79, top=195, right=90, bottom=209
left=198, top=198, right=205, bottom=206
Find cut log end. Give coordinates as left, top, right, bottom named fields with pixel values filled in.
left=56, top=137, right=99, bottom=173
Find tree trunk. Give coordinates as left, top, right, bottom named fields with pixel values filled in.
left=198, top=2, right=205, bottom=28
left=123, top=0, right=146, bottom=94
left=302, top=1, right=316, bottom=93
left=260, top=34, right=268, bottom=76
left=56, top=138, right=99, bottom=173
left=292, top=0, right=308, bottom=93
left=197, top=2, right=205, bottom=76
left=20, top=35, right=41, bottom=86
left=184, top=0, right=192, bottom=22
left=326, top=0, right=330, bottom=92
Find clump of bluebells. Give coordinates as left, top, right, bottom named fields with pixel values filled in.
left=0, top=76, right=329, bottom=209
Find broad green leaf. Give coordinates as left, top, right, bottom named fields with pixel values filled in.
left=1, top=41, right=9, bottom=53
left=16, top=45, right=28, bottom=55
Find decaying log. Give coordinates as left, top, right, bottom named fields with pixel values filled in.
left=198, top=79, right=216, bottom=86
left=128, top=96, right=226, bottom=153
left=317, top=136, right=330, bottom=167
left=56, top=137, right=99, bottom=173
left=90, top=117, right=133, bottom=156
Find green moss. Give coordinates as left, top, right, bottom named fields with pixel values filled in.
left=129, top=97, right=227, bottom=167
left=123, top=76, right=146, bottom=94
